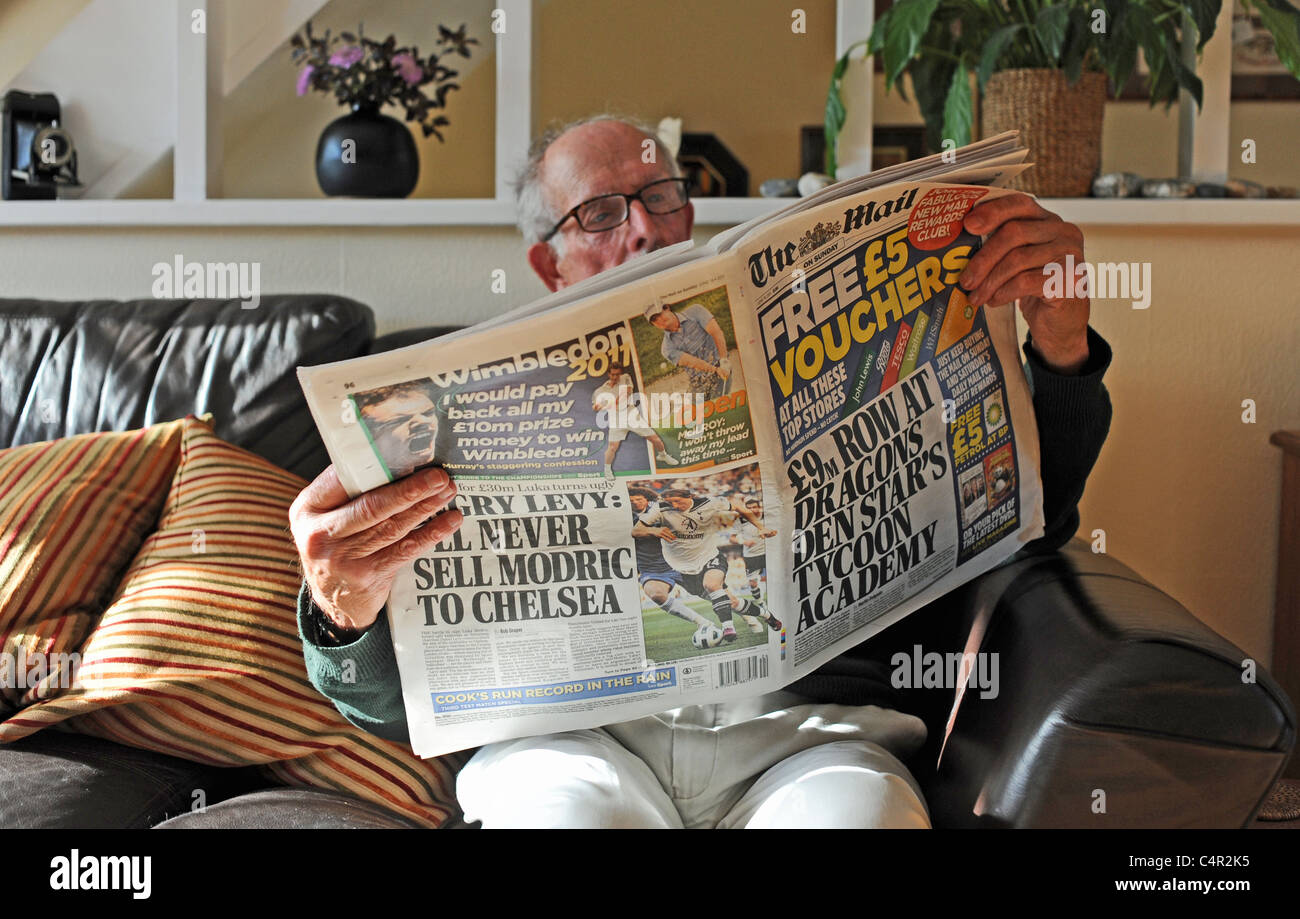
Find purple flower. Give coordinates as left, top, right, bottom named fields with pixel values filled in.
left=393, top=52, right=422, bottom=85
left=296, top=64, right=315, bottom=96
left=329, top=45, right=364, bottom=68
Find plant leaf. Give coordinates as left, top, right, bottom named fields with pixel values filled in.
left=978, top=23, right=1024, bottom=89
left=1103, top=4, right=1140, bottom=90
left=908, top=48, right=957, bottom=152
left=1060, top=7, right=1092, bottom=83
left=823, top=49, right=852, bottom=175
left=1254, top=0, right=1300, bottom=78
left=881, top=0, right=943, bottom=90
left=1035, top=4, right=1071, bottom=64
left=941, top=65, right=973, bottom=148
left=1163, top=32, right=1203, bottom=107
left=868, top=8, right=891, bottom=55
left=1183, top=0, right=1221, bottom=48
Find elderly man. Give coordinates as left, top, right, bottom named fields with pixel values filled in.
left=291, top=115, right=1112, bottom=828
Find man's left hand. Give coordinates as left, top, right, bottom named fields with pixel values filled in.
left=959, top=194, right=1091, bottom=375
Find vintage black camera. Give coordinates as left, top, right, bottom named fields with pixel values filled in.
left=2, top=90, right=81, bottom=200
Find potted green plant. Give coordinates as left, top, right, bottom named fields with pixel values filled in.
left=825, top=0, right=1300, bottom=195
left=290, top=21, right=477, bottom=198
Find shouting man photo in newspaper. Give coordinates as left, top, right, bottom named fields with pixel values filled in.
left=290, top=115, right=1113, bottom=828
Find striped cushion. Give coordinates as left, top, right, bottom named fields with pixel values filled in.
left=0, top=420, right=185, bottom=713
left=0, top=416, right=462, bottom=827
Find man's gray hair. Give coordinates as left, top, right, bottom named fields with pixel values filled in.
left=513, top=114, right=683, bottom=255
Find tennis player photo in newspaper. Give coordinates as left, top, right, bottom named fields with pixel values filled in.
left=627, top=463, right=782, bottom=662
left=631, top=283, right=756, bottom=472
left=349, top=378, right=446, bottom=479
left=591, top=359, right=677, bottom=478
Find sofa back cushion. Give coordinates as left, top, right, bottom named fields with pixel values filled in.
left=0, top=416, right=462, bottom=827
left=0, top=296, right=374, bottom=480
left=0, top=419, right=186, bottom=714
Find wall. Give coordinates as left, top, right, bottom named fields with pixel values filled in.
left=535, top=0, right=837, bottom=187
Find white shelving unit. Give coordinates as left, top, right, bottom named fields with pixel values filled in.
left=3, top=0, right=1296, bottom=228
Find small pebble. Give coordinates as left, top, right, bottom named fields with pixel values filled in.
left=1225, top=179, right=1267, bottom=198
left=797, top=172, right=833, bottom=196
left=760, top=178, right=799, bottom=198
left=1092, top=172, right=1144, bottom=198
left=1141, top=178, right=1196, bottom=198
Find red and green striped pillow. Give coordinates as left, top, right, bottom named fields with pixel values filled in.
left=0, top=416, right=462, bottom=827
left=0, top=419, right=185, bottom=713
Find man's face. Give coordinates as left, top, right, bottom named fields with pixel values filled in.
left=629, top=494, right=648, bottom=513
left=529, top=121, right=695, bottom=291
left=362, top=391, right=439, bottom=475
left=650, top=308, right=680, bottom=332
left=667, top=494, right=693, bottom=512
left=746, top=501, right=763, bottom=519
left=608, top=366, right=623, bottom=385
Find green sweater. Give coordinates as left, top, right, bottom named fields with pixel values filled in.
left=298, top=326, right=1114, bottom=743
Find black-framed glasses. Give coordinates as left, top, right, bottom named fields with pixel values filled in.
left=542, top=178, right=690, bottom=241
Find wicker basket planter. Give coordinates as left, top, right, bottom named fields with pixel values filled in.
left=981, top=68, right=1108, bottom=197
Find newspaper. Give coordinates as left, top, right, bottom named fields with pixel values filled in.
left=298, top=133, right=1045, bottom=758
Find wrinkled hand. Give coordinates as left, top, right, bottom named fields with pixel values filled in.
left=289, top=465, right=462, bottom=632
left=960, top=194, right=1091, bottom=375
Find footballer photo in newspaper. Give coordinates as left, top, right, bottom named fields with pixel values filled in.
left=626, top=464, right=781, bottom=661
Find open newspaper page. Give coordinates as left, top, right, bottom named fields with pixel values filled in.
left=726, top=181, right=1045, bottom=675
left=297, top=174, right=1046, bottom=760
left=300, top=255, right=792, bottom=757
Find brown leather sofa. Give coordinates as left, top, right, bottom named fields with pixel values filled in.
left=0, top=295, right=1292, bottom=828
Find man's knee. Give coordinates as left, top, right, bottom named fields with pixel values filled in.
left=728, top=740, right=931, bottom=829
left=457, top=730, right=680, bottom=829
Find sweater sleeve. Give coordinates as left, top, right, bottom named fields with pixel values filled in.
left=1020, top=325, right=1114, bottom=554
left=296, top=580, right=411, bottom=745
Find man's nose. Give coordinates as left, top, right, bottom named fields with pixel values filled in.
left=624, top=200, right=662, bottom=253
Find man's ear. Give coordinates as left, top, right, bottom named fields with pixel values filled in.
left=527, top=242, right=564, bottom=292
left=683, top=200, right=695, bottom=239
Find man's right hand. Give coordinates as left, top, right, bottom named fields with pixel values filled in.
left=289, top=465, right=462, bottom=633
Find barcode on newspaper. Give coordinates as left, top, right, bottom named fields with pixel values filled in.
left=717, top=654, right=769, bottom=687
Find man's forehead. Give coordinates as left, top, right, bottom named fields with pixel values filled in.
left=542, top=123, right=672, bottom=206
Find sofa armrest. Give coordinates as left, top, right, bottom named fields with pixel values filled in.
left=921, top=540, right=1295, bottom=827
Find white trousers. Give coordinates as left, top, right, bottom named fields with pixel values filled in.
left=457, top=692, right=930, bottom=829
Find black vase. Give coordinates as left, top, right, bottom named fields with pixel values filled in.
left=315, top=104, right=419, bottom=198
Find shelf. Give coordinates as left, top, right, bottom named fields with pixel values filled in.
left=1036, top=198, right=1300, bottom=226
left=2, top=197, right=1298, bottom=228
